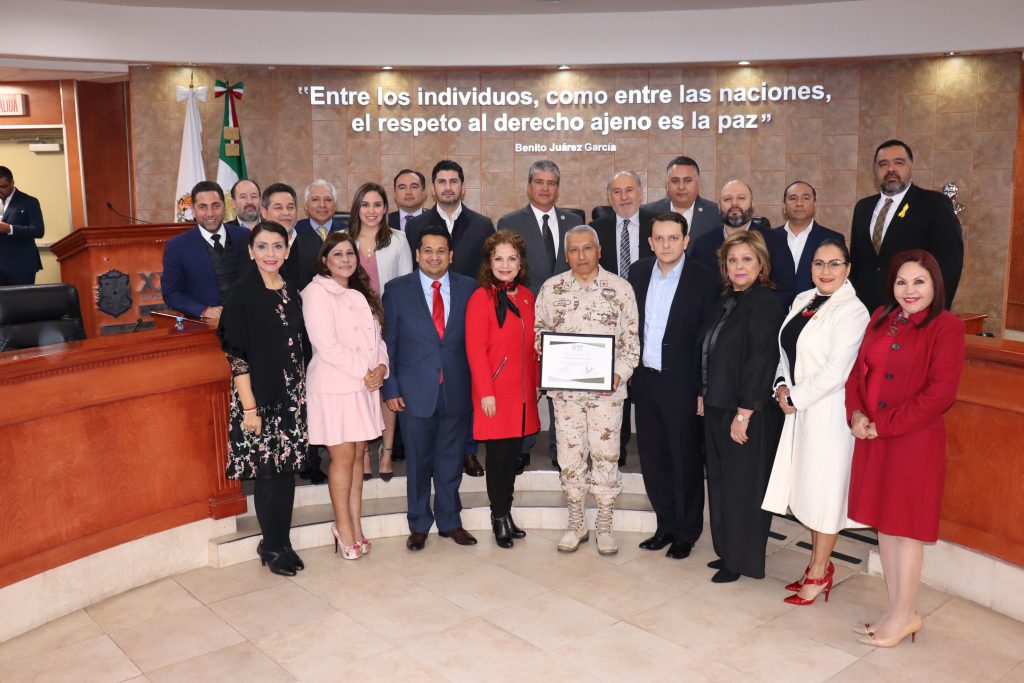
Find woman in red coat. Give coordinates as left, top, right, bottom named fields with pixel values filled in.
left=845, top=249, right=964, bottom=648
left=466, top=231, right=541, bottom=548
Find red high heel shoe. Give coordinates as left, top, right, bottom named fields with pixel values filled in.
left=784, top=572, right=833, bottom=605
left=786, top=560, right=835, bottom=591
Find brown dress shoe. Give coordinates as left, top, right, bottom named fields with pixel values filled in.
left=406, top=532, right=427, bottom=551
left=439, top=527, right=478, bottom=545
left=464, top=453, right=485, bottom=477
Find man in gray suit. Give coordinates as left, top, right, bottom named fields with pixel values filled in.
left=497, top=160, right=583, bottom=472
left=496, top=160, right=582, bottom=295
left=641, top=155, right=721, bottom=244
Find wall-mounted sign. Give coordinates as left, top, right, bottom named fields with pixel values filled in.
left=0, top=93, right=27, bottom=116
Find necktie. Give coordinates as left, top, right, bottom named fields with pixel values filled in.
left=211, top=233, right=225, bottom=254
left=431, top=280, right=445, bottom=338
left=541, top=214, right=556, bottom=271
left=403, top=214, right=410, bottom=230
left=872, top=197, right=894, bottom=255
left=316, top=225, right=328, bottom=241
left=619, top=218, right=631, bottom=277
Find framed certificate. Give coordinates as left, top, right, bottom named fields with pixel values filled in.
left=539, top=332, right=616, bottom=392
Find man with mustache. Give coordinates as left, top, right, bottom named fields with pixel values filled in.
left=849, top=139, right=963, bottom=312
left=226, top=179, right=261, bottom=231
left=690, top=179, right=796, bottom=309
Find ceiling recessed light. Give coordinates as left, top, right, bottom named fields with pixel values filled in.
left=945, top=52, right=957, bottom=56
left=558, top=65, right=571, bottom=71
left=737, top=60, right=750, bottom=66
left=382, top=65, right=394, bottom=71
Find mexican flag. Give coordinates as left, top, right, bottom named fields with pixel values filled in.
left=174, top=84, right=207, bottom=222
left=215, top=80, right=247, bottom=218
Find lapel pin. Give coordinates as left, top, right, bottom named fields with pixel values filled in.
left=898, top=203, right=909, bottom=219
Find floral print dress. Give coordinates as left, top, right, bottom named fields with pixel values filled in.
left=224, top=283, right=309, bottom=480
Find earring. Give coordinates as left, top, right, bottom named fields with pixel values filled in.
left=758, top=272, right=766, bottom=283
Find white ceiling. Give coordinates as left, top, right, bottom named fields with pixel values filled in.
left=60, top=0, right=849, bottom=13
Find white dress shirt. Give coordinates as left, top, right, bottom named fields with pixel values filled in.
left=199, top=224, right=228, bottom=248
left=783, top=220, right=815, bottom=267
left=531, top=204, right=559, bottom=256
left=437, top=204, right=462, bottom=234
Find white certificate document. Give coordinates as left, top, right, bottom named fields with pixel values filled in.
left=539, top=332, right=616, bottom=392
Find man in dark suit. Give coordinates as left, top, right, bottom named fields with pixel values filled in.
left=850, top=139, right=963, bottom=312
left=779, top=181, right=845, bottom=295
left=0, top=166, right=45, bottom=286
left=388, top=168, right=428, bottom=231
left=260, top=183, right=321, bottom=291
left=641, top=155, right=722, bottom=244
left=295, top=180, right=342, bottom=240
left=225, top=178, right=261, bottom=231
left=590, top=170, right=655, bottom=465
left=162, top=181, right=249, bottom=321
left=497, top=159, right=583, bottom=471
left=383, top=225, right=478, bottom=551
left=628, top=212, right=719, bottom=560
left=405, top=160, right=495, bottom=279
left=690, top=179, right=796, bottom=310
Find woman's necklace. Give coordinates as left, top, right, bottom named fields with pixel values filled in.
left=800, top=293, right=830, bottom=318
left=359, top=233, right=376, bottom=259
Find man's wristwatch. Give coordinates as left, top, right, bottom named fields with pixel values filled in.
left=735, top=414, right=747, bottom=423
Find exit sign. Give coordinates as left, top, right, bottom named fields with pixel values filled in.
left=0, top=93, right=27, bottom=116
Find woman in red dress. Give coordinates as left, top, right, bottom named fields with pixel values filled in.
left=465, top=231, right=541, bottom=548
left=845, top=249, right=964, bottom=648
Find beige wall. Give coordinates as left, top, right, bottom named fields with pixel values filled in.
left=0, top=139, right=71, bottom=284
left=130, top=53, right=1021, bottom=331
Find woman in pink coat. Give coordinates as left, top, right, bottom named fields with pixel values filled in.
left=303, top=232, right=388, bottom=560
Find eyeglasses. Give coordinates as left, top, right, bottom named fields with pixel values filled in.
left=811, top=259, right=849, bottom=270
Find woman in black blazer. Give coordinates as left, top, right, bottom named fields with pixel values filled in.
left=697, top=230, right=785, bottom=583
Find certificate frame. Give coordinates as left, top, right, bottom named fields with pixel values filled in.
left=539, top=332, right=616, bottom=392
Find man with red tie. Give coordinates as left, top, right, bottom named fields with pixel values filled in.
left=382, top=224, right=478, bottom=551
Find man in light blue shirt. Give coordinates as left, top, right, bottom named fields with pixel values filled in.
left=627, top=212, right=720, bottom=561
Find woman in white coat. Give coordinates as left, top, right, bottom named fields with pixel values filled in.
left=762, top=239, right=869, bottom=605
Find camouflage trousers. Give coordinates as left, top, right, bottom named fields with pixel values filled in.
left=552, top=394, right=624, bottom=506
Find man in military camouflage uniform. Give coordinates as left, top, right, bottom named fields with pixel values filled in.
left=535, top=225, right=640, bottom=555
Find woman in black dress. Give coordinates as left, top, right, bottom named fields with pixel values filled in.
left=697, top=230, right=785, bottom=583
left=218, top=221, right=310, bottom=577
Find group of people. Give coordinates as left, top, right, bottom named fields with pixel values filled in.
left=161, top=137, right=966, bottom=650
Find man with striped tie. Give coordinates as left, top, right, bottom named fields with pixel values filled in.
left=590, top=170, right=655, bottom=466
left=387, top=169, right=428, bottom=232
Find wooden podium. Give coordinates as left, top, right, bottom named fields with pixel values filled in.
left=50, top=223, right=192, bottom=337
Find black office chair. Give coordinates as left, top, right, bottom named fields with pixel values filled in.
left=591, top=205, right=615, bottom=222
left=563, top=207, right=586, bottom=224
left=0, top=283, right=86, bottom=351
left=331, top=211, right=351, bottom=231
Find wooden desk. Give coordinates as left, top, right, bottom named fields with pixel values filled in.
left=942, top=336, right=1024, bottom=565
left=0, top=326, right=243, bottom=589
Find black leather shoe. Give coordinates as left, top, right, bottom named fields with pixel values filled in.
left=464, top=453, right=485, bottom=477
left=491, top=515, right=513, bottom=549
left=439, top=527, right=478, bottom=545
left=406, top=532, right=427, bottom=551
left=711, top=567, right=741, bottom=583
left=665, top=542, right=693, bottom=559
left=707, top=558, right=725, bottom=570
left=507, top=515, right=526, bottom=539
left=639, top=533, right=674, bottom=551
left=514, top=454, right=530, bottom=476
left=257, top=541, right=297, bottom=577
left=282, top=545, right=305, bottom=570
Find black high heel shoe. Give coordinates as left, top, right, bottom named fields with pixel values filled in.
left=282, top=544, right=304, bottom=571
left=507, top=514, right=526, bottom=539
left=257, top=541, right=297, bottom=577
left=491, top=515, right=513, bottom=549
left=378, top=444, right=394, bottom=483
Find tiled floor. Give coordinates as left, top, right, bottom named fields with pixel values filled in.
left=3, top=530, right=1024, bottom=682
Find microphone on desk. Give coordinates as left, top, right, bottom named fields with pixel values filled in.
left=128, top=318, right=144, bottom=333
left=106, top=202, right=154, bottom=225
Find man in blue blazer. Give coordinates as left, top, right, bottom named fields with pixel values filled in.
left=778, top=181, right=845, bottom=296
left=383, top=224, right=478, bottom=551
left=161, top=181, right=249, bottom=321
left=641, top=155, right=722, bottom=246
left=0, top=166, right=45, bottom=285
left=690, top=180, right=797, bottom=310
